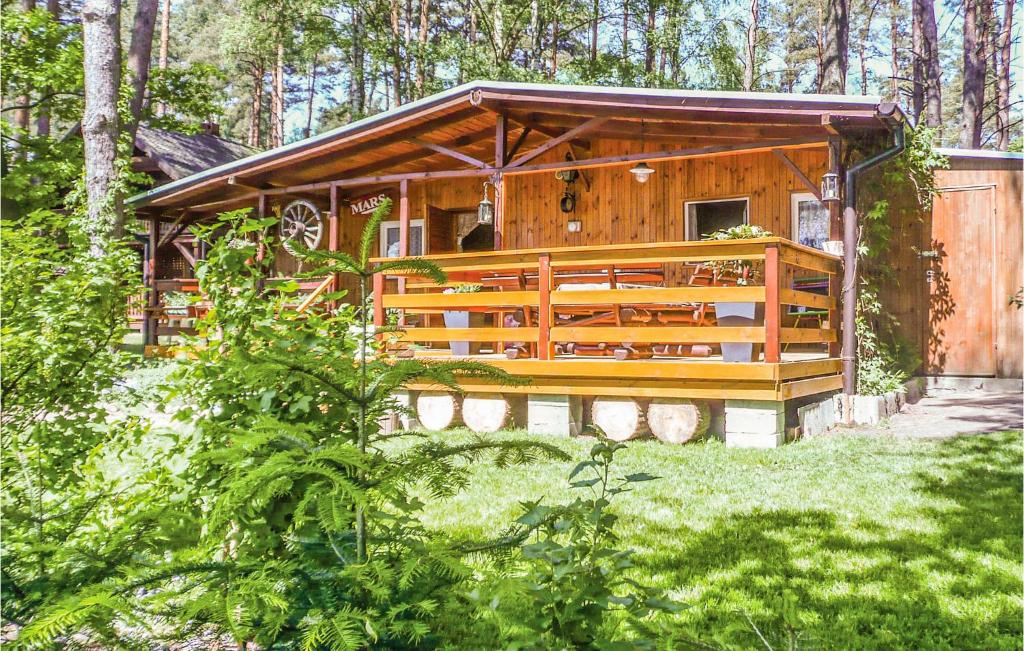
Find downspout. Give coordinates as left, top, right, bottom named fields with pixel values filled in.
left=841, top=117, right=906, bottom=397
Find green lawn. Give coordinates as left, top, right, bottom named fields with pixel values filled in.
left=418, top=428, right=1023, bottom=649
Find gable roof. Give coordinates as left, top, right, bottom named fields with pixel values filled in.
left=130, top=80, right=902, bottom=214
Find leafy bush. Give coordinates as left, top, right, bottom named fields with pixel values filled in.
left=470, top=442, right=683, bottom=649
left=137, top=204, right=569, bottom=649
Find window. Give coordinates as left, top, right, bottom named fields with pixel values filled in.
left=684, top=198, right=749, bottom=240
left=791, top=193, right=830, bottom=250
left=380, top=219, right=424, bottom=257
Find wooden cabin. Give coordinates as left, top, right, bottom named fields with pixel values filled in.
left=129, top=82, right=1022, bottom=445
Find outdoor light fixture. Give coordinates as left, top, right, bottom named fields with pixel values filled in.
left=477, top=180, right=495, bottom=225
left=629, top=161, right=655, bottom=183
left=821, top=171, right=841, bottom=202
left=567, top=219, right=582, bottom=233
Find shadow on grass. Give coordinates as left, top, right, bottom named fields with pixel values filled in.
left=639, top=432, right=1023, bottom=650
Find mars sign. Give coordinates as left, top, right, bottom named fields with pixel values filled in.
left=349, top=192, right=390, bottom=216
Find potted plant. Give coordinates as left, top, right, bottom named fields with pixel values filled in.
left=442, top=283, right=482, bottom=356
left=702, top=224, right=772, bottom=363
left=163, top=291, right=194, bottom=318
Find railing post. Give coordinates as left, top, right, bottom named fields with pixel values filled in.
left=538, top=253, right=552, bottom=360
left=372, top=272, right=385, bottom=331
left=764, top=243, right=781, bottom=363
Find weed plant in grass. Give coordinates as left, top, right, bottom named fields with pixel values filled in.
left=412, top=429, right=1023, bottom=649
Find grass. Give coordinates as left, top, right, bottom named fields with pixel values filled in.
left=415, top=428, right=1023, bottom=649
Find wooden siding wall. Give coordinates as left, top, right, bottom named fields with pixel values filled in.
left=393, top=140, right=828, bottom=249
left=876, top=160, right=1023, bottom=378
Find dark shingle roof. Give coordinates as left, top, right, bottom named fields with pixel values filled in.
left=135, top=125, right=255, bottom=180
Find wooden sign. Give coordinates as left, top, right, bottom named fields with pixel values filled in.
left=348, top=192, right=391, bottom=216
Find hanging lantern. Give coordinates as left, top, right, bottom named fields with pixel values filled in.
left=630, top=162, right=655, bottom=183
left=821, top=171, right=841, bottom=202
left=477, top=181, right=495, bottom=225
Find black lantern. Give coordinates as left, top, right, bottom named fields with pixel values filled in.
left=821, top=172, right=841, bottom=202
left=478, top=180, right=495, bottom=225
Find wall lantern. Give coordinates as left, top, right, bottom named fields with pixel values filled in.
left=477, top=180, right=495, bottom=225
left=630, top=162, right=655, bottom=183
left=821, top=171, right=841, bottom=202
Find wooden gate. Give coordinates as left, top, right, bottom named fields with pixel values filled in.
left=925, top=185, right=997, bottom=376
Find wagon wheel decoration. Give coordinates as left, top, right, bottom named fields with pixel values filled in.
left=279, top=199, right=324, bottom=255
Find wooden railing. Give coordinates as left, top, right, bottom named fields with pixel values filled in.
left=371, top=238, right=840, bottom=364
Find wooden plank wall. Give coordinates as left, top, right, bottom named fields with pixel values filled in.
left=380, top=139, right=828, bottom=250
left=876, top=158, right=1023, bottom=378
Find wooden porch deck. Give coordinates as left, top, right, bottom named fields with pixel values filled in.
left=374, top=237, right=843, bottom=402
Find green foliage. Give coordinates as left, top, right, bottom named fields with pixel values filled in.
left=142, top=202, right=568, bottom=648
left=474, top=442, right=683, bottom=649
left=854, top=127, right=946, bottom=395
left=701, top=224, right=773, bottom=284
left=0, top=210, right=188, bottom=645
left=145, top=63, right=229, bottom=131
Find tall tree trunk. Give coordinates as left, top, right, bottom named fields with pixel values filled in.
left=821, top=0, right=848, bottom=93
left=622, top=0, right=629, bottom=79
left=529, top=0, right=541, bottom=71
left=918, top=0, right=942, bottom=128
left=81, top=0, right=123, bottom=244
left=643, top=0, right=656, bottom=78
left=12, top=0, right=36, bottom=158
left=390, top=0, right=402, bottom=106
left=305, top=53, right=317, bottom=138
left=125, top=0, right=159, bottom=145
left=996, top=0, right=1015, bottom=149
left=857, top=0, right=878, bottom=94
left=911, top=0, right=924, bottom=121
left=744, top=0, right=759, bottom=91
left=550, top=12, right=559, bottom=78
left=156, top=0, right=171, bottom=116
left=416, top=0, right=429, bottom=97
left=351, top=4, right=365, bottom=117
left=960, top=0, right=987, bottom=148
left=37, top=0, right=60, bottom=138
left=248, top=64, right=263, bottom=148
left=271, top=40, right=285, bottom=147
left=591, top=0, right=599, bottom=64
left=889, top=0, right=900, bottom=100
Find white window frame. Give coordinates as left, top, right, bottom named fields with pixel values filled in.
left=379, top=219, right=424, bottom=257
left=790, top=192, right=829, bottom=250
left=683, top=197, right=749, bottom=241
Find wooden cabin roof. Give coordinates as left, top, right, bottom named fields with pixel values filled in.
left=134, top=125, right=255, bottom=182
left=130, top=81, right=902, bottom=215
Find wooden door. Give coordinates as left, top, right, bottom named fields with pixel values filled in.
left=426, top=205, right=457, bottom=254
left=925, top=186, right=996, bottom=376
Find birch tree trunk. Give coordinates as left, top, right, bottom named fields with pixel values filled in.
left=81, top=0, right=123, bottom=244
left=529, top=0, right=540, bottom=71
left=960, top=0, right=986, bottom=148
left=125, top=0, right=159, bottom=145
left=744, top=0, right=759, bottom=91
left=996, top=0, right=1015, bottom=149
left=821, top=0, right=848, bottom=94
left=156, top=0, right=171, bottom=116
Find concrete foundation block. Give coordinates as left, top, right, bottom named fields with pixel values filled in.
left=981, top=378, right=1024, bottom=393
left=903, top=378, right=924, bottom=404
left=852, top=395, right=884, bottom=425
left=797, top=397, right=837, bottom=437
left=393, top=390, right=420, bottom=431
left=883, top=392, right=899, bottom=417
left=528, top=394, right=583, bottom=437
left=724, top=400, right=785, bottom=448
left=725, top=431, right=785, bottom=449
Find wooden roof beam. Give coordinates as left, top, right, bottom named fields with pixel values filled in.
left=507, top=117, right=608, bottom=168
left=772, top=149, right=821, bottom=200
left=406, top=137, right=488, bottom=168
left=337, top=125, right=503, bottom=179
